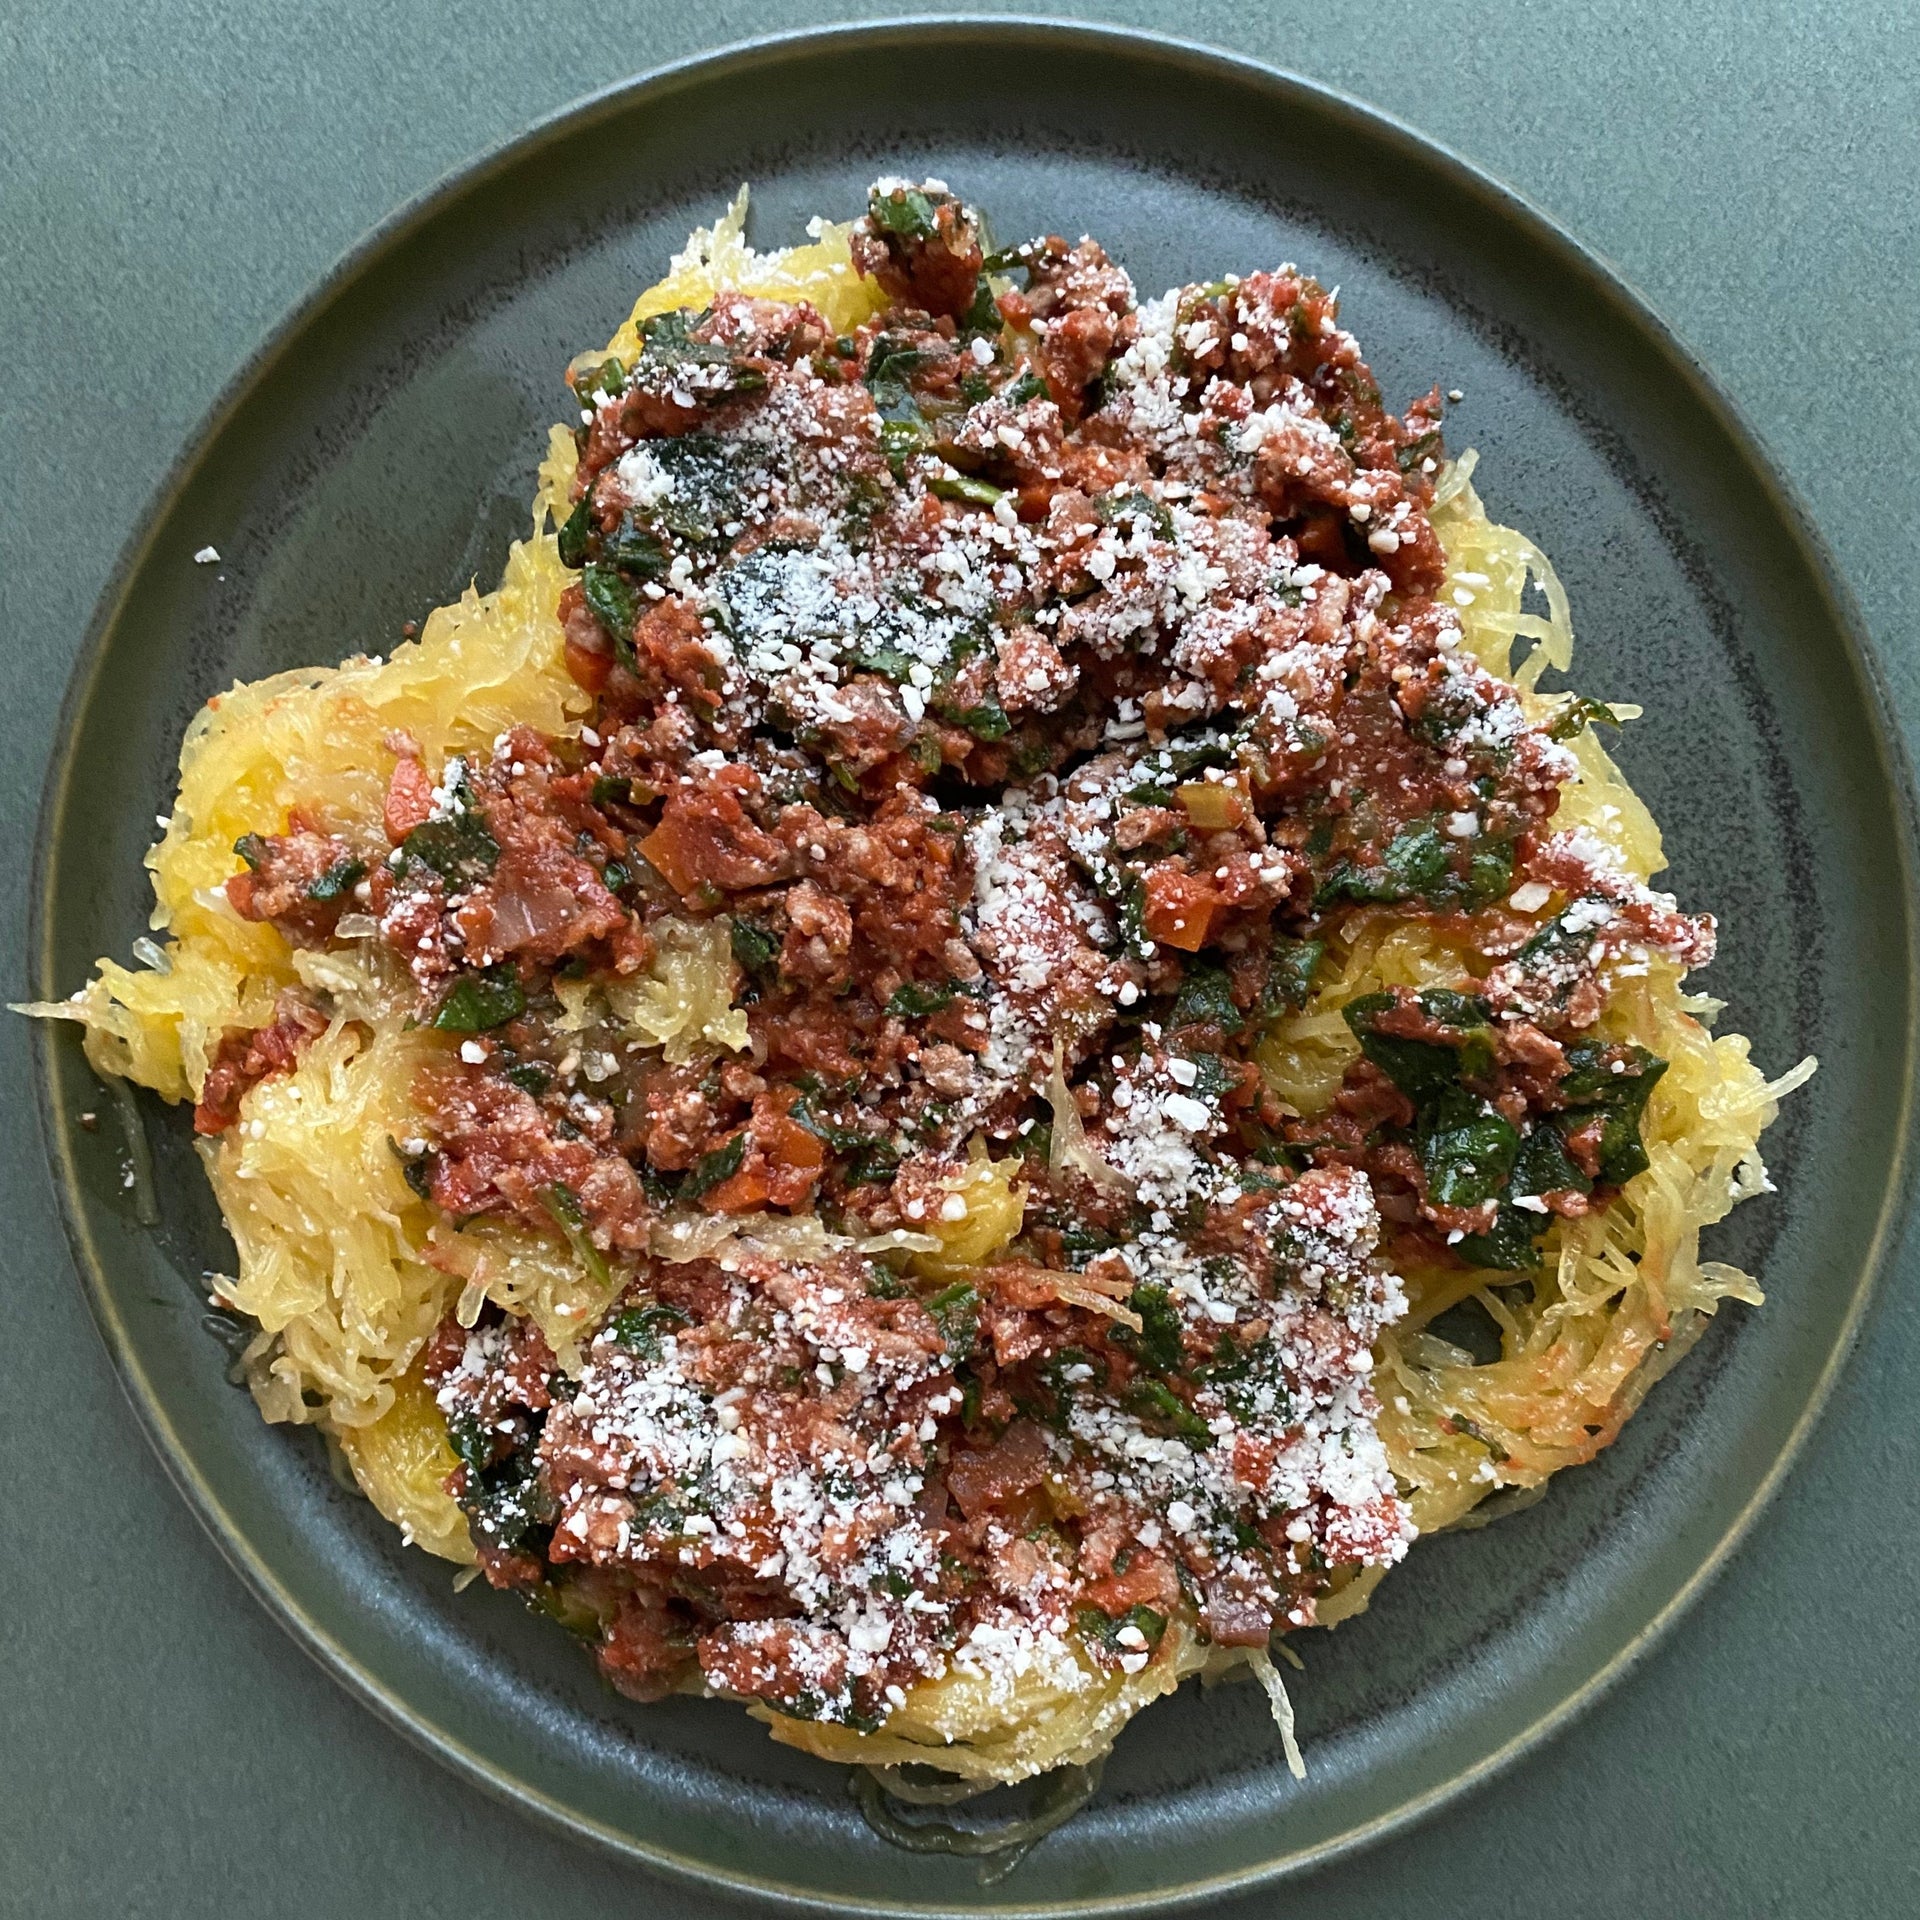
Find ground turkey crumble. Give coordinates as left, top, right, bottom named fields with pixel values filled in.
left=227, top=179, right=1715, bottom=1727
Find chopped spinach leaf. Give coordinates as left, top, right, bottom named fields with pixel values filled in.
left=867, top=184, right=941, bottom=242
left=958, top=276, right=1001, bottom=334
left=678, top=1134, right=746, bottom=1204
left=1396, top=428, right=1444, bottom=474
left=928, top=469, right=1004, bottom=507
left=1260, top=937, right=1325, bottom=1018
left=880, top=416, right=931, bottom=474
left=581, top=562, right=639, bottom=666
left=306, top=857, right=364, bottom=902
left=400, top=770, right=499, bottom=889
left=539, top=1182, right=612, bottom=1289
left=443, top=1408, right=492, bottom=1475
left=937, top=695, right=1011, bottom=742
left=924, top=1281, right=980, bottom=1359
left=729, top=916, right=781, bottom=977
left=604, top=1298, right=690, bottom=1359
left=1559, top=1042, right=1667, bottom=1185
left=557, top=494, right=594, bottom=568
left=1121, top=1281, right=1184, bottom=1374
left=1123, top=1377, right=1211, bottom=1447
left=459, top=1448, right=558, bottom=1554
left=1075, top=1602, right=1167, bottom=1657
left=1093, top=488, right=1174, bottom=539
left=1170, top=963, right=1242, bottom=1034
left=387, top=1135, right=435, bottom=1201
left=1418, top=1092, right=1519, bottom=1210
left=604, top=518, right=670, bottom=578
left=1452, top=1205, right=1542, bottom=1273
left=1510, top=1120, right=1590, bottom=1199
left=432, top=963, right=525, bottom=1032
left=1548, top=694, right=1622, bottom=743
left=1317, top=815, right=1514, bottom=912
left=1343, top=989, right=1497, bottom=1099
left=886, top=980, right=956, bottom=1017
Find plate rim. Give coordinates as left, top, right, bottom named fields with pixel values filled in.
left=27, top=16, right=1920, bottom=1915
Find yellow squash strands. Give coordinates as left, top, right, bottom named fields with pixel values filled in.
left=18, top=196, right=878, bottom=1472
left=1265, top=452, right=1815, bottom=1610
left=20, top=203, right=1808, bottom=1784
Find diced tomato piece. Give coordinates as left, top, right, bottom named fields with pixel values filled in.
left=945, top=1419, right=1049, bottom=1520
left=559, top=583, right=614, bottom=694
left=383, top=754, right=435, bottom=843
left=758, top=1112, right=825, bottom=1208
left=637, top=816, right=701, bottom=895
left=1230, top=1430, right=1278, bottom=1495
left=192, top=995, right=327, bottom=1134
left=639, top=779, right=788, bottom=896
left=1078, top=1549, right=1180, bottom=1618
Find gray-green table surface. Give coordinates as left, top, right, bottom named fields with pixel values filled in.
left=5, top=3, right=1916, bottom=1913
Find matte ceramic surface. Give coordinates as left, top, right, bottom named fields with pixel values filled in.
left=27, top=20, right=1914, bottom=1917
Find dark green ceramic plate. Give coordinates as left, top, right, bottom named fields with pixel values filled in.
left=28, top=18, right=1916, bottom=1916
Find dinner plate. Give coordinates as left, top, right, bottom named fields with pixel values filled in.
left=27, top=18, right=1916, bottom=1916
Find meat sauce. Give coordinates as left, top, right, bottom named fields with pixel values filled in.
left=234, top=180, right=1714, bottom=1725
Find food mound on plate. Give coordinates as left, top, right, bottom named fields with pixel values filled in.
left=27, top=178, right=1811, bottom=1796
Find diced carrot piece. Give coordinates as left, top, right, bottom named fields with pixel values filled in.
left=762, top=1114, right=825, bottom=1171
left=704, top=1167, right=772, bottom=1214
left=1142, top=866, right=1216, bottom=951
left=563, top=630, right=613, bottom=694
left=638, top=818, right=700, bottom=895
